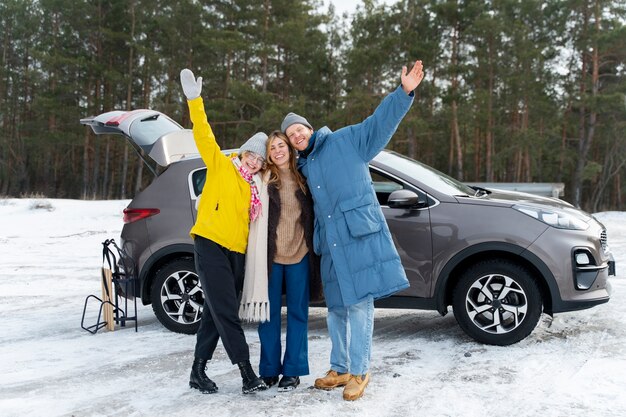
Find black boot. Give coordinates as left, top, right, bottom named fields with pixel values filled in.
left=237, top=360, right=267, bottom=394
left=189, top=357, right=218, bottom=394
left=278, top=376, right=300, bottom=391
left=262, top=376, right=279, bottom=388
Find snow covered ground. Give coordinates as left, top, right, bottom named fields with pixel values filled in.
left=0, top=198, right=624, bottom=417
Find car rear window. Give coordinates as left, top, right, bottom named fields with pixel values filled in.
left=128, top=114, right=182, bottom=149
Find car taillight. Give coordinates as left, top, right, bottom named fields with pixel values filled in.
left=123, top=208, right=160, bottom=224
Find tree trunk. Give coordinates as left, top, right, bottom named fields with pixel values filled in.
left=134, top=158, right=143, bottom=196
left=126, top=0, right=135, bottom=111
left=616, top=175, right=622, bottom=210
left=485, top=35, right=494, bottom=182
left=407, top=126, right=416, bottom=160
left=91, top=139, right=100, bottom=198
left=572, top=2, right=599, bottom=209
left=450, top=24, right=463, bottom=180
left=261, top=0, right=270, bottom=92
left=82, top=133, right=90, bottom=199
left=591, top=141, right=626, bottom=212
left=102, top=139, right=110, bottom=199
left=120, top=145, right=129, bottom=199
left=473, top=126, right=480, bottom=180
left=522, top=100, right=531, bottom=182
left=557, top=105, right=570, bottom=183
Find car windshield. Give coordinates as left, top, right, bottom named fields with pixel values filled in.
left=128, top=114, right=182, bottom=148
left=377, top=151, right=475, bottom=196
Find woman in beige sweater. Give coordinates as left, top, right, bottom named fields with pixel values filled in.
left=240, top=131, right=321, bottom=391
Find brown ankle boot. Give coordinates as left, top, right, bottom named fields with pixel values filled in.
left=343, top=373, right=370, bottom=401
left=314, top=370, right=351, bottom=390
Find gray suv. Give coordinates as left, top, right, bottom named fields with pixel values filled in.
left=81, top=109, right=615, bottom=346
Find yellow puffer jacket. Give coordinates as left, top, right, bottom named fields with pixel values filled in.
left=188, top=97, right=251, bottom=254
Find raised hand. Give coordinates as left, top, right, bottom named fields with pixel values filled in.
left=180, top=69, right=202, bottom=100
left=401, top=60, right=424, bottom=94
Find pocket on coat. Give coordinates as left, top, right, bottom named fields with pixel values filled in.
left=342, top=205, right=382, bottom=237
left=338, top=193, right=382, bottom=238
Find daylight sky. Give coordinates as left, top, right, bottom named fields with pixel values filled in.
left=325, top=0, right=397, bottom=16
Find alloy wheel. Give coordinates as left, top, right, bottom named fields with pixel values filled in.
left=465, top=273, right=528, bottom=334
left=159, top=269, right=203, bottom=326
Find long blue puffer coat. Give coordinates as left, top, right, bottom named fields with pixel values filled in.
left=299, top=85, right=413, bottom=308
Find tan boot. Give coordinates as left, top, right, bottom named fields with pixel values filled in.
left=314, top=370, right=351, bottom=390
left=342, top=373, right=370, bottom=401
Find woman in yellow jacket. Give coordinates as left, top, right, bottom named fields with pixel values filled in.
left=180, top=69, right=268, bottom=395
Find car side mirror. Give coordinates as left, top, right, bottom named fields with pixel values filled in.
left=388, top=190, right=426, bottom=209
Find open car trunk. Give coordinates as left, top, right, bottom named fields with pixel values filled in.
left=80, top=109, right=199, bottom=175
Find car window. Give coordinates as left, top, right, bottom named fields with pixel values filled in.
left=128, top=114, right=182, bottom=149
left=376, top=151, right=475, bottom=197
left=191, top=169, right=206, bottom=197
left=370, top=169, right=427, bottom=206
left=371, top=171, right=402, bottom=206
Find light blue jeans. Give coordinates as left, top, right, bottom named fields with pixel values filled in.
left=326, top=295, right=374, bottom=376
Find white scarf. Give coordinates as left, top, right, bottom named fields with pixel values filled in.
left=239, top=171, right=270, bottom=322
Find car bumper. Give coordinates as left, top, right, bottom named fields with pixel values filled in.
left=550, top=279, right=612, bottom=312
left=526, top=221, right=614, bottom=314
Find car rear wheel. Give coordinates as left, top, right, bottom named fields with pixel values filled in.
left=151, top=258, right=203, bottom=334
left=452, top=260, right=542, bottom=346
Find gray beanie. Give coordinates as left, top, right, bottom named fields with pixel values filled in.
left=281, top=112, right=313, bottom=133
left=239, top=132, right=268, bottom=159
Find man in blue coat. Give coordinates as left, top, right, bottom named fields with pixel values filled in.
left=281, top=60, right=424, bottom=401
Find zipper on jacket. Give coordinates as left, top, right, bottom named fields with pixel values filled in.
left=215, top=202, right=219, bottom=211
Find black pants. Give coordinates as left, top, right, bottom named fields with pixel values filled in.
left=193, top=236, right=249, bottom=364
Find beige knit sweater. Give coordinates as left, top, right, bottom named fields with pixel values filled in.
left=274, top=167, right=308, bottom=264
left=240, top=168, right=311, bottom=322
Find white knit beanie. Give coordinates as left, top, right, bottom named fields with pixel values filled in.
left=239, top=132, right=268, bottom=159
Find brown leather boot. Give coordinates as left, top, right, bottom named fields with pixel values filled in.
left=342, top=373, right=370, bottom=401
left=314, top=370, right=351, bottom=390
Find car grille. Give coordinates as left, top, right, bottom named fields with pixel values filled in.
left=600, top=229, right=607, bottom=252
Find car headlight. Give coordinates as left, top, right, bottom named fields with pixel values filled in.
left=513, top=205, right=590, bottom=230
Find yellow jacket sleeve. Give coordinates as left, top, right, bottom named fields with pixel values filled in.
left=187, top=97, right=229, bottom=172
left=187, top=97, right=251, bottom=254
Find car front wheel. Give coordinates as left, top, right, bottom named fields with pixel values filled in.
left=452, top=260, right=542, bottom=346
left=151, top=258, right=203, bottom=334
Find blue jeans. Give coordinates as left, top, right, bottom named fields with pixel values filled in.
left=258, top=256, right=310, bottom=377
left=327, top=295, right=374, bottom=376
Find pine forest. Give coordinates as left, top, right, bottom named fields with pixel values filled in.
left=1, top=0, right=625, bottom=212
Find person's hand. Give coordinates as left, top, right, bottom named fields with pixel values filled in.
left=401, top=60, right=424, bottom=94
left=180, top=69, right=202, bottom=100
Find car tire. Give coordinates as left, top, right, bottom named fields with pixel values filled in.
left=452, top=260, right=542, bottom=346
left=151, top=258, right=203, bottom=334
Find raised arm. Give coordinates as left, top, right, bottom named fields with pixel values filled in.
left=348, top=60, right=424, bottom=161
left=180, top=69, right=228, bottom=170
